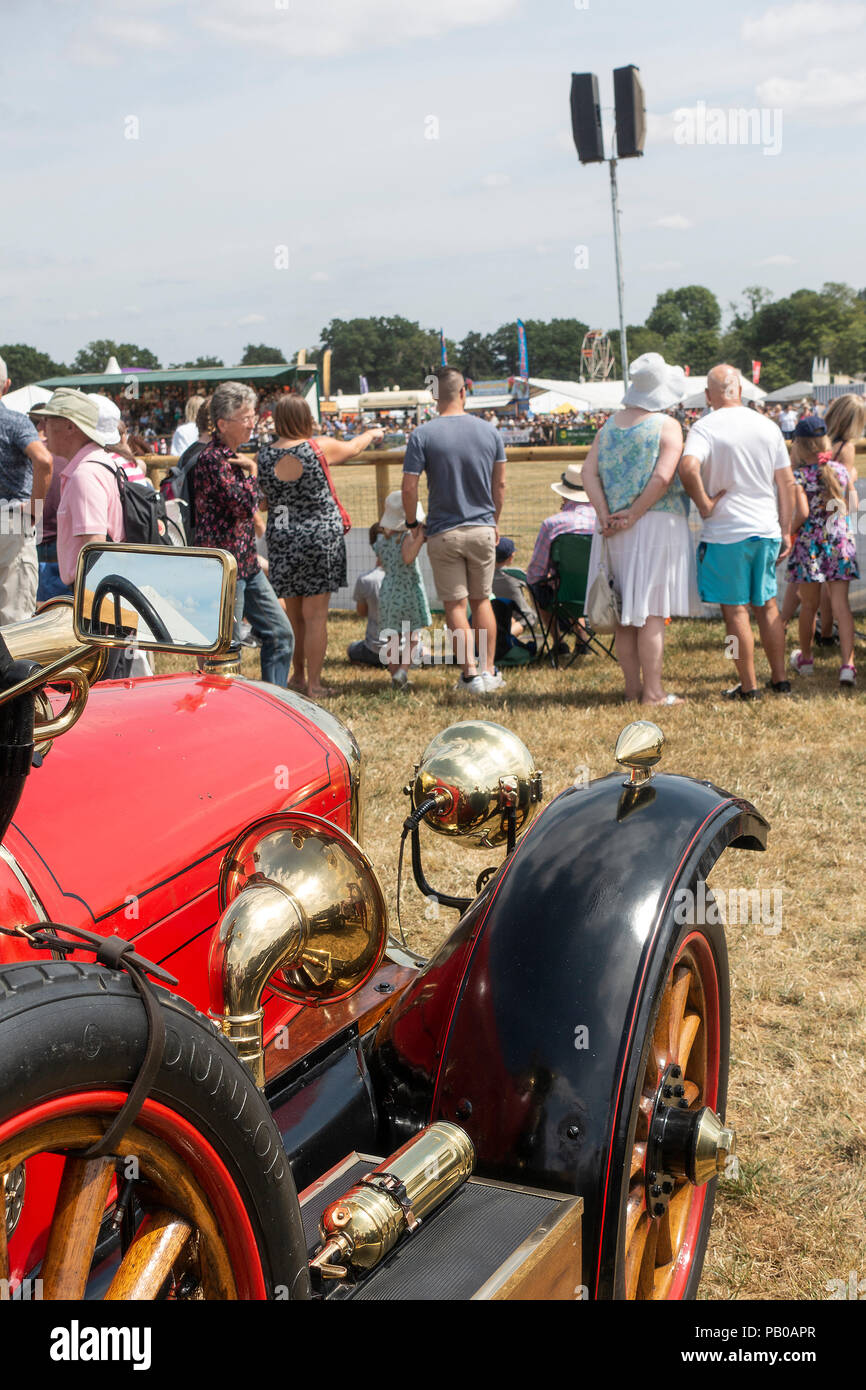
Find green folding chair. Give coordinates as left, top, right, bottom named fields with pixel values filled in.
left=545, top=533, right=617, bottom=669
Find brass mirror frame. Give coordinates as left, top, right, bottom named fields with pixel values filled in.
left=72, top=543, right=237, bottom=655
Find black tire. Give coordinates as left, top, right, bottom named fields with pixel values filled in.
left=596, top=910, right=730, bottom=1300
left=0, top=960, right=310, bottom=1300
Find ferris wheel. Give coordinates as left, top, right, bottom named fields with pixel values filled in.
left=580, top=330, right=614, bottom=381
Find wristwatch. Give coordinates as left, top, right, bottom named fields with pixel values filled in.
left=406, top=519, right=420, bottom=529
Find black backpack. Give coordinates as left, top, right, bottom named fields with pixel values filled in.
left=99, top=461, right=176, bottom=546
left=159, top=440, right=205, bottom=545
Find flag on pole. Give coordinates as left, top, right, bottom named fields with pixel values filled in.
left=752, top=360, right=761, bottom=385
left=683, top=365, right=691, bottom=377
left=517, top=319, right=529, bottom=378
left=359, top=375, right=369, bottom=394
left=440, top=330, right=448, bottom=366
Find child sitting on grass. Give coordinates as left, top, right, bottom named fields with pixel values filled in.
left=787, top=416, right=859, bottom=688
left=372, top=491, right=431, bottom=690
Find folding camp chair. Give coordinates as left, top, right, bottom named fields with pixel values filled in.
left=494, top=566, right=544, bottom=668
left=543, top=533, right=617, bottom=669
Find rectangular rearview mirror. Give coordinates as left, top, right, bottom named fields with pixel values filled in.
left=73, top=544, right=237, bottom=654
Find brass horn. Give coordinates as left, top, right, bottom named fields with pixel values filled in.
left=410, top=720, right=542, bottom=849
left=209, top=812, right=388, bottom=1087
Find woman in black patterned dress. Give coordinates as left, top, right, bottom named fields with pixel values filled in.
left=258, top=394, right=383, bottom=698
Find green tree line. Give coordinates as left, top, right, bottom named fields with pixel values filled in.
left=4, top=284, right=865, bottom=395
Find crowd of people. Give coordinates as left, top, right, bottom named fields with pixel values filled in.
left=0, top=350, right=862, bottom=702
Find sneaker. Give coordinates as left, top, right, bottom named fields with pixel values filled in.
left=790, top=649, right=814, bottom=676
left=840, top=664, right=856, bottom=688
left=455, top=673, right=487, bottom=698
left=481, top=668, right=506, bottom=693
left=766, top=678, right=792, bottom=694
left=723, top=683, right=762, bottom=701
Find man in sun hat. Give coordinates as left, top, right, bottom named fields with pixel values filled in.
left=0, top=353, right=54, bottom=623
left=679, top=363, right=796, bottom=700
left=30, top=388, right=124, bottom=588
left=525, top=463, right=596, bottom=648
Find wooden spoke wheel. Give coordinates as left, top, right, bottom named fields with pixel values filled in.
left=0, top=963, right=311, bottom=1302
left=622, top=932, right=725, bottom=1300
left=0, top=1109, right=247, bottom=1300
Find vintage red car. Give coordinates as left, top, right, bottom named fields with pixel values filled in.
left=0, top=544, right=768, bottom=1301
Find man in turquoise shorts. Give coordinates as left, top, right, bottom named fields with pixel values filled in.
left=679, top=365, right=796, bottom=700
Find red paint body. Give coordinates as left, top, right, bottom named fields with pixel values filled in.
left=0, top=672, right=354, bottom=1031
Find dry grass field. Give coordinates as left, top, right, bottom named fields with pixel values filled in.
left=228, top=609, right=865, bottom=1301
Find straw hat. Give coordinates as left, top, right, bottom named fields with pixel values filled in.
left=31, top=388, right=109, bottom=445
left=380, top=490, right=425, bottom=530
left=622, top=352, right=687, bottom=411
left=551, top=463, right=589, bottom=502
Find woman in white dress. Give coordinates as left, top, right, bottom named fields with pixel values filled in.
left=582, top=353, right=697, bottom=705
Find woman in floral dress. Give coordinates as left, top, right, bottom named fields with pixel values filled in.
left=372, top=491, right=431, bottom=689
left=257, top=395, right=382, bottom=698
left=787, top=416, right=859, bottom=687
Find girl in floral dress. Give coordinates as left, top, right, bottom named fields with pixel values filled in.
left=372, top=492, right=431, bottom=689
left=787, top=416, right=859, bottom=687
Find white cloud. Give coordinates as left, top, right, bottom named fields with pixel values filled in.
left=481, top=172, right=511, bottom=188
left=652, top=215, right=693, bottom=230
left=742, top=2, right=866, bottom=46
left=310, top=271, right=329, bottom=282
left=646, top=112, right=677, bottom=143
left=199, top=0, right=521, bottom=58
left=101, top=17, right=173, bottom=47
left=237, top=313, right=266, bottom=325
left=758, top=254, right=798, bottom=266
left=756, top=66, right=866, bottom=120
left=642, top=260, right=682, bottom=272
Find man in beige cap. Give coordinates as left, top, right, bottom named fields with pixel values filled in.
left=0, top=354, right=54, bottom=623
left=31, top=389, right=125, bottom=587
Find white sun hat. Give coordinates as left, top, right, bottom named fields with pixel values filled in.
left=379, top=490, right=425, bottom=531
left=88, top=394, right=122, bottom=446
left=622, top=353, right=688, bottom=411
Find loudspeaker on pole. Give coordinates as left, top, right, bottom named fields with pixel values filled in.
left=613, top=64, right=646, bottom=159
left=570, top=73, right=605, bottom=164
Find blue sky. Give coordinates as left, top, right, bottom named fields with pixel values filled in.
left=2, top=0, right=864, bottom=371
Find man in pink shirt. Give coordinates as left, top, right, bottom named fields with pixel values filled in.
left=32, top=389, right=124, bottom=585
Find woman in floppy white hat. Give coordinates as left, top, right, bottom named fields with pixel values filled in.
left=582, top=353, right=697, bottom=705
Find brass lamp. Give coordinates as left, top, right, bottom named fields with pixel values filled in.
left=410, top=721, right=542, bottom=849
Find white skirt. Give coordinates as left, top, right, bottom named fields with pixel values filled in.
left=586, top=511, right=698, bottom=628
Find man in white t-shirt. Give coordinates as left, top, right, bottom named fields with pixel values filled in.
left=679, top=364, right=795, bottom=701
left=778, top=407, right=797, bottom=440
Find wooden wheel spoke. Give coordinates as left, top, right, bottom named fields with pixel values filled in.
left=41, top=1156, right=116, bottom=1300
left=682, top=1080, right=700, bottom=1106
left=667, top=966, right=691, bottom=1062
left=667, top=1180, right=694, bottom=1256
left=630, top=1141, right=646, bottom=1181
left=625, top=1213, right=651, bottom=1300
left=625, top=1186, right=645, bottom=1250
left=653, top=1259, right=677, bottom=1300
left=637, top=1221, right=660, bottom=1300
left=655, top=1206, right=674, bottom=1266
left=106, top=1209, right=193, bottom=1301
left=675, top=1011, right=701, bottom=1074
left=652, top=980, right=672, bottom=1072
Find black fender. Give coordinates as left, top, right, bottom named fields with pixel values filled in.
left=370, top=771, right=768, bottom=1287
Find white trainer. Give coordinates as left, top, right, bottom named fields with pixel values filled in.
left=455, top=674, right=487, bottom=698
left=790, top=649, right=814, bottom=676
left=481, top=669, right=506, bottom=693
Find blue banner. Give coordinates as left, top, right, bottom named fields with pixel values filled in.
left=517, top=319, right=529, bottom=378
left=440, top=330, right=448, bottom=366
left=359, top=375, right=369, bottom=394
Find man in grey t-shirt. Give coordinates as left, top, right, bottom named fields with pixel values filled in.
left=402, top=368, right=506, bottom=695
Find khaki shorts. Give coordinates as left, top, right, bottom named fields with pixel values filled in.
left=427, top=525, right=496, bottom=603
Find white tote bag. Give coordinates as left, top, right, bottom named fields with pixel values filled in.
left=585, top=538, right=621, bottom=634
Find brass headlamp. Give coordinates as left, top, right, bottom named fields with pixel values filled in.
left=410, top=720, right=542, bottom=849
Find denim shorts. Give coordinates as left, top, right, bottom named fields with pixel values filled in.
left=697, top=536, right=781, bottom=607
